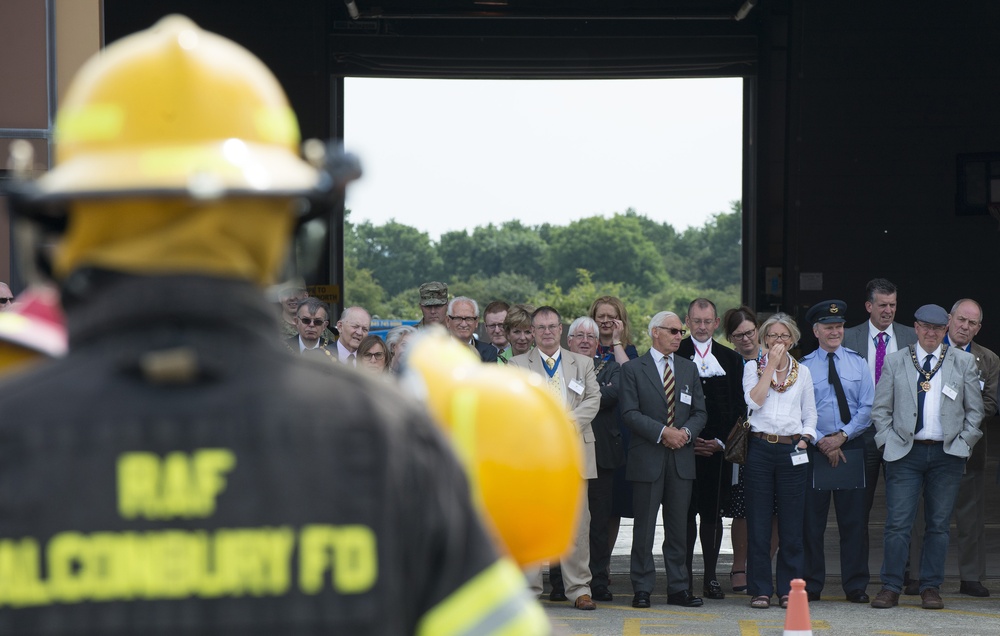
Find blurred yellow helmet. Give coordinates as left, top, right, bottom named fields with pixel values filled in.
left=405, top=329, right=584, bottom=566
left=4, top=15, right=359, bottom=285
left=40, top=14, right=320, bottom=200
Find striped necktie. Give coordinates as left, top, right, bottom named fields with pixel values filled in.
left=662, top=361, right=676, bottom=427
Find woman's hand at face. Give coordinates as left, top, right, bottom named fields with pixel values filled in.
left=766, top=342, right=786, bottom=365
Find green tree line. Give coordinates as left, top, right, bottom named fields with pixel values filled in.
left=344, top=202, right=741, bottom=350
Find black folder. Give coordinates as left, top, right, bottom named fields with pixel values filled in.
left=812, top=448, right=866, bottom=490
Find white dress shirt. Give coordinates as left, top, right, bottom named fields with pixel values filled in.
left=912, top=343, right=944, bottom=441
left=866, top=321, right=899, bottom=385
left=742, top=356, right=818, bottom=440
left=298, top=336, right=322, bottom=353
left=690, top=337, right=727, bottom=377
left=337, top=339, right=356, bottom=365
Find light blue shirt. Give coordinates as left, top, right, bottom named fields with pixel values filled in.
left=800, top=345, right=874, bottom=441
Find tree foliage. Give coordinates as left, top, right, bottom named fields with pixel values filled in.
left=341, top=202, right=743, bottom=345
left=345, top=218, right=439, bottom=297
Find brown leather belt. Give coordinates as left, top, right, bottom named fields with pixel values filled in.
left=912, top=439, right=943, bottom=445
left=752, top=432, right=801, bottom=445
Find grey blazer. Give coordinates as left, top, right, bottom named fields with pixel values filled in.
left=510, top=347, right=601, bottom=479
left=843, top=321, right=918, bottom=361
left=620, top=352, right=707, bottom=482
left=872, top=345, right=984, bottom=462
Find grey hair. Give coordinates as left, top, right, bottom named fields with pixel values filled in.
left=568, top=316, right=599, bottom=338
left=296, top=297, right=330, bottom=320
left=647, top=311, right=680, bottom=337
left=385, top=325, right=417, bottom=353
left=447, top=296, right=479, bottom=316
left=950, top=298, right=983, bottom=323
left=758, top=312, right=801, bottom=348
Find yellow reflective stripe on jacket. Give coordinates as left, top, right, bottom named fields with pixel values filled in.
left=416, top=559, right=550, bottom=636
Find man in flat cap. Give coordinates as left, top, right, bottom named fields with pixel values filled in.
left=418, top=281, right=448, bottom=328
left=799, top=300, right=875, bottom=603
left=870, top=304, right=984, bottom=611
left=906, top=298, right=999, bottom=598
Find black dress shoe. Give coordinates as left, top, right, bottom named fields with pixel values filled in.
left=667, top=590, right=704, bottom=607
left=846, top=589, right=870, bottom=603
left=960, top=580, right=990, bottom=597
left=548, top=588, right=567, bottom=602
left=703, top=580, right=725, bottom=600
left=592, top=586, right=613, bottom=602
left=807, top=591, right=821, bottom=602
left=632, top=591, right=651, bottom=608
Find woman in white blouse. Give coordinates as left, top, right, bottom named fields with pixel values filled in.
left=742, top=313, right=818, bottom=610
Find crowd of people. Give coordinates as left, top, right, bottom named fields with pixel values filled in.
left=2, top=13, right=996, bottom=633
left=282, top=276, right=997, bottom=613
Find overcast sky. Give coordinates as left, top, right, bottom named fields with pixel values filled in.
left=344, top=77, right=743, bottom=240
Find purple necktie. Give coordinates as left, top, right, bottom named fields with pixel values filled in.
left=874, top=332, right=887, bottom=384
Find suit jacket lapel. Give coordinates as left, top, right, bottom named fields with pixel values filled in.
left=904, top=345, right=920, bottom=406
left=940, top=346, right=956, bottom=389
left=527, top=349, right=543, bottom=375
left=561, top=349, right=580, bottom=408
left=641, top=352, right=668, bottom=407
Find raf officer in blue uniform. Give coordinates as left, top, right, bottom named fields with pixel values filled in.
left=800, top=300, right=875, bottom=603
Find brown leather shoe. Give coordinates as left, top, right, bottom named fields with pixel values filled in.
left=870, top=588, right=899, bottom=608
left=920, top=587, right=944, bottom=610
left=574, top=594, right=597, bottom=610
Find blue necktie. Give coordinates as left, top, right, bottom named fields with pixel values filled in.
left=914, top=354, right=932, bottom=434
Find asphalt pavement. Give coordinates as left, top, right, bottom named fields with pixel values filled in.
left=541, top=554, right=1000, bottom=635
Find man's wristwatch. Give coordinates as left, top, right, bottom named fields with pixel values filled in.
left=839, top=430, right=849, bottom=440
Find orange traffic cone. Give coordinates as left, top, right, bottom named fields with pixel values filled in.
left=783, top=578, right=813, bottom=636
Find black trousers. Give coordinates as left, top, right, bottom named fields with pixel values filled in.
left=803, top=437, right=871, bottom=595
left=588, top=467, right=615, bottom=588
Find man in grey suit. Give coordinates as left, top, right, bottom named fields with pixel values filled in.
left=907, top=299, right=1000, bottom=597
left=842, top=278, right=918, bottom=540
left=620, top=311, right=707, bottom=609
left=511, top=306, right=601, bottom=610
left=870, top=304, right=984, bottom=611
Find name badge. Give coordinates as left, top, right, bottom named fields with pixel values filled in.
left=791, top=448, right=809, bottom=466
left=942, top=385, right=958, bottom=400
left=680, top=392, right=692, bottom=405
left=568, top=378, right=584, bottom=395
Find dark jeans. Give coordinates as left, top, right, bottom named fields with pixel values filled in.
left=744, top=435, right=807, bottom=598
left=881, top=442, right=964, bottom=593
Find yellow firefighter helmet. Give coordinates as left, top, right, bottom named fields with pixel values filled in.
left=40, top=14, right=320, bottom=200
left=404, top=329, right=584, bottom=566
left=5, top=15, right=358, bottom=285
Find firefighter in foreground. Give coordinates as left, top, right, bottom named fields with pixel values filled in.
left=0, top=16, right=554, bottom=635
